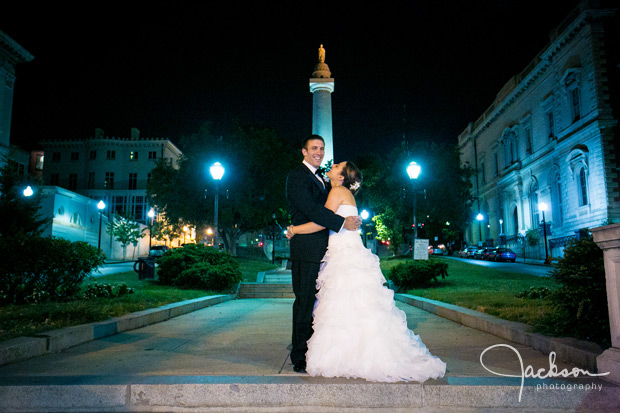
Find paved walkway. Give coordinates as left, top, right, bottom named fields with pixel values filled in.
left=1, top=297, right=618, bottom=411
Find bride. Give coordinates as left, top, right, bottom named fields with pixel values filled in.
left=286, top=161, right=446, bottom=383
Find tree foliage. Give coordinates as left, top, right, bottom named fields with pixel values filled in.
left=0, top=156, right=49, bottom=245
left=354, top=142, right=473, bottom=254
left=147, top=121, right=298, bottom=255
left=106, top=212, right=145, bottom=260
left=544, top=234, right=610, bottom=346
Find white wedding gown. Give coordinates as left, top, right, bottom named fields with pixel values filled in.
left=306, top=204, right=446, bottom=382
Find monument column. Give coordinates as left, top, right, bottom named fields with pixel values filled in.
left=592, top=223, right=620, bottom=383
left=309, top=44, right=334, bottom=167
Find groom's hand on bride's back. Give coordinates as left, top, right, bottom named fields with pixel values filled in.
left=344, top=216, right=362, bottom=231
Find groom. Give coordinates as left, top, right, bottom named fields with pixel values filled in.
left=286, top=135, right=361, bottom=373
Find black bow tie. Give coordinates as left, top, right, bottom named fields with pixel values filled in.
left=315, top=168, right=325, bottom=178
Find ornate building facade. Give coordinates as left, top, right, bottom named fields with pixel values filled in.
left=0, top=30, right=33, bottom=169
left=458, top=1, right=619, bottom=259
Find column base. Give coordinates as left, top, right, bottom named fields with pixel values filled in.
left=597, top=347, right=620, bottom=384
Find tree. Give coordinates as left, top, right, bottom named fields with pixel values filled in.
left=0, top=155, right=49, bottom=246
left=106, top=212, right=145, bottom=260
left=354, top=142, right=473, bottom=255
left=147, top=121, right=298, bottom=255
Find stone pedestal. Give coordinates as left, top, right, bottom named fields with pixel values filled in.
left=591, top=223, right=620, bottom=383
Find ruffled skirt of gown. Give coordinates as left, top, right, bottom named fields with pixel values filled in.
left=306, top=217, right=446, bottom=383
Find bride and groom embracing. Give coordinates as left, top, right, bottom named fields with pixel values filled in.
left=285, top=135, right=446, bottom=382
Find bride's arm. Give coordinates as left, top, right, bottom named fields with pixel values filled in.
left=287, top=188, right=344, bottom=237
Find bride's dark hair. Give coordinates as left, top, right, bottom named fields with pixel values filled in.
left=341, top=162, right=363, bottom=195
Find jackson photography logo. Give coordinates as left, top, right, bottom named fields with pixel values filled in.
left=479, top=344, right=610, bottom=402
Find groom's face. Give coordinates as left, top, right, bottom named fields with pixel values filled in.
left=302, top=139, right=325, bottom=168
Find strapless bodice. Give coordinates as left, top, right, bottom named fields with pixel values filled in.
left=335, top=204, right=358, bottom=218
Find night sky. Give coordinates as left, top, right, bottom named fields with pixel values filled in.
left=2, top=1, right=601, bottom=162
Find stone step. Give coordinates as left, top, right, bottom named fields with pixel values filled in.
left=263, top=274, right=292, bottom=283
left=1, top=375, right=617, bottom=411
left=237, top=282, right=294, bottom=299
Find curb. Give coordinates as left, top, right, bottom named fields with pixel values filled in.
left=1, top=376, right=618, bottom=411
left=0, top=294, right=235, bottom=367
left=394, top=294, right=605, bottom=372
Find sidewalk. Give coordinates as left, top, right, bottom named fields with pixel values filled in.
left=0, top=296, right=618, bottom=411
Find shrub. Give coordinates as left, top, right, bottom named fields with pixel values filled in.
left=157, top=244, right=242, bottom=291
left=0, top=237, right=105, bottom=305
left=516, top=286, right=551, bottom=299
left=83, top=282, right=134, bottom=299
left=388, top=259, right=449, bottom=290
left=543, top=233, right=609, bottom=346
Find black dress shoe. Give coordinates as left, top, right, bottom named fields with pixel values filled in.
left=293, top=360, right=307, bottom=373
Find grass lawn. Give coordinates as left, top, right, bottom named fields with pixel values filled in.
left=236, top=257, right=279, bottom=282
left=0, top=257, right=275, bottom=342
left=380, top=257, right=557, bottom=329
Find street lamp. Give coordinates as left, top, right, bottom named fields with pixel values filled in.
left=539, top=202, right=549, bottom=262
left=210, top=162, right=225, bottom=247
left=97, top=200, right=106, bottom=250
left=499, top=219, right=504, bottom=246
left=23, top=186, right=33, bottom=197
left=476, top=213, right=484, bottom=245
left=206, top=228, right=213, bottom=246
left=361, top=209, right=370, bottom=247
left=147, top=208, right=155, bottom=251
left=407, top=161, right=421, bottom=260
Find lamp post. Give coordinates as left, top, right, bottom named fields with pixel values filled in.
left=97, top=200, right=106, bottom=250
left=147, top=208, right=155, bottom=251
left=476, top=213, right=484, bottom=246
left=407, top=161, right=421, bottom=260
left=209, top=162, right=225, bottom=247
left=23, top=186, right=33, bottom=197
left=499, top=219, right=504, bottom=246
left=206, top=228, right=213, bottom=246
left=361, top=209, right=370, bottom=248
left=539, top=202, right=549, bottom=262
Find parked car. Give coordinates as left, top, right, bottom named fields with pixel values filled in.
left=487, top=247, right=517, bottom=262
left=474, top=248, right=492, bottom=260
left=149, top=245, right=170, bottom=258
left=458, top=246, right=479, bottom=258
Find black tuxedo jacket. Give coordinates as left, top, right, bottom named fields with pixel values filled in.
left=286, top=163, right=345, bottom=263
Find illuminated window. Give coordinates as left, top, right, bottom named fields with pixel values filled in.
left=105, top=172, right=115, bottom=189
left=578, top=167, right=588, bottom=206
left=35, top=154, right=44, bottom=170
left=130, top=151, right=139, bottom=161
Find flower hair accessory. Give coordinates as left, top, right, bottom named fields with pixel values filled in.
left=349, top=181, right=360, bottom=191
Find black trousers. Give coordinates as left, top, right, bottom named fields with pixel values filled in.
left=290, top=260, right=320, bottom=364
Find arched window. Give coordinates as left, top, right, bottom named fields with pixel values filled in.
left=567, top=145, right=589, bottom=209
left=578, top=167, right=589, bottom=206
left=552, top=173, right=563, bottom=226
left=563, top=68, right=582, bottom=123
left=530, top=181, right=539, bottom=228
left=512, top=206, right=519, bottom=235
